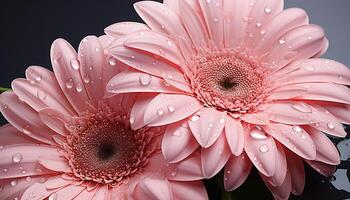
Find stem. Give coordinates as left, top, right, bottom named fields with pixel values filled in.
left=222, top=190, right=232, bottom=200
left=0, top=87, right=11, bottom=93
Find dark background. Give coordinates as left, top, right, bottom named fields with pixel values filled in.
left=0, top=1, right=350, bottom=199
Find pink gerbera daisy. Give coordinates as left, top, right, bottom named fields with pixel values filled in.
left=0, top=35, right=207, bottom=200
left=105, top=0, right=350, bottom=199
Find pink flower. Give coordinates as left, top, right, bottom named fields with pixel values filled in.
left=106, top=0, right=350, bottom=199
left=0, top=35, right=207, bottom=200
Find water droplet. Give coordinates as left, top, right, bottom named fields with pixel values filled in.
left=279, top=38, right=286, bottom=44
left=75, top=83, right=83, bottom=93
left=338, top=74, right=344, bottom=80
left=300, top=134, right=306, bottom=140
left=22, top=125, right=31, bottom=135
left=95, top=48, right=100, bottom=52
left=10, top=180, right=17, bottom=187
left=12, top=153, right=23, bottom=163
left=219, top=118, right=225, bottom=124
left=83, top=76, right=91, bottom=83
left=329, top=175, right=336, bottom=181
left=26, top=177, right=32, bottom=182
left=256, top=22, right=262, bottom=27
left=191, top=115, right=200, bottom=122
left=292, top=102, right=312, bottom=113
left=0, top=146, right=3, bottom=150
left=82, top=38, right=88, bottom=43
left=48, top=193, right=58, bottom=200
left=70, top=59, right=80, bottom=70
left=172, top=130, right=182, bottom=137
left=218, top=150, right=222, bottom=155
left=327, top=122, right=335, bottom=130
left=163, top=9, right=169, bottom=15
left=264, top=7, right=272, bottom=13
left=131, top=55, right=135, bottom=59
left=307, top=36, right=312, bottom=40
left=250, top=128, right=268, bottom=140
left=292, top=126, right=302, bottom=133
left=206, top=0, right=211, bottom=3
left=35, top=75, right=42, bottom=82
left=65, top=79, right=74, bottom=89
left=21, top=170, right=26, bottom=174
left=227, top=170, right=231, bottom=174
left=109, top=58, right=116, bottom=66
left=214, top=17, right=218, bottom=23
left=139, top=74, right=152, bottom=86
left=161, top=25, right=166, bottom=30
left=216, top=2, right=220, bottom=7
left=208, top=123, right=214, bottom=128
left=157, top=109, right=164, bottom=116
left=171, top=169, right=177, bottom=176
left=260, top=30, right=266, bottom=35
left=259, top=144, right=269, bottom=153
left=167, top=105, right=175, bottom=113
left=304, top=65, right=314, bottom=71
left=167, top=40, right=172, bottom=47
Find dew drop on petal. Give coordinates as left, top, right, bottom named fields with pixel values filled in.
left=338, top=74, right=344, bottom=80
left=327, top=122, right=335, bottom=130
left=95, top=48, right=100, bottom=52
left=259, top=144, right=269, bottom=153
left=300, top=134, right=307, bottom=140
left=26, top=177, right=32, bottom=182
left=279, top=38, right=286, bottom=44
left=167, top=105, right=175, bottom=113
left=48, top=193, right=58, bottom=200
left=250, top=128, right=268, bottom=140
left=83, top=76, right=91, bottom=84
left=172, top=130, right=182, bottom=137
left=307, top=36, right=313, bottom=40
left=264, top=7, right=272, bottom=13
left=304, top=65, right=314, bottom=71
left=292, top=126, right=302, bottom=133
left=256, top=22, right=262, bottom=27
left=22, top=125, right=32, bottom=135
left=191, top=115, right=200, bottom=122
left=12, top=153, right=23, bottom=163
left=75, top=83, right=83, bottom=93
left=10, top=180, right=17, bottom=187
left=157, top=109, right=164, bottom=116
left=70, top=59, right=80, bottom=70
left=292, top=102, right=312, bottom=113
left=139, top=74, right=152, bottom=86
left=109, top=58, right=117, bottom=66
left=66, top=79, right=74, bottom=89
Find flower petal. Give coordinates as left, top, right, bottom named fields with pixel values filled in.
left=51, top=38, right=91, bottom=114
left=0, top=124, right=37, bottom=146
left=167, top=150, right=203, bottom=181
left=305, top=160, right=336, bottom=177
left=285, top=149, right=305, bottom=195
left=132, top=177, right=173, bottom=200
left=169, top=181, right=208, bottom=200
left=261, top=171, right=292, bottom=200
left=91, top=186, right=108, bottom=200
left=162, top=120, right=199, bottom=163
left=144, top=94, right=203, bottom=126
left=54, top=184, right=86, bottom=200
left=38, top=157, right=72, bottom=173
left=201, top=133, right=231, bottom=178
left=188, top=108, right=226, bottom=148
left=104, top=22, right=149, bottom=38
left=129, top=93, right=157, bottom=130
left=73, top=188, right=97, bottom=200
left=244, top=127, right=277, bottom=177
left=321, top=102, right=350, bottom=125
left=265, top=142, right=287, bottom=187
left=224, top=153, right=252, bottom=191
left=267, top=85, right=307, bottom=100
left=264, top=123, right=316, bottom=160
left=241, top=112, right=270, bottom=125
left=38, top=108, right=69, bottom=137
left=225, top=117, right=244, bottom=156
left=0, top=162, right=52, bottom=179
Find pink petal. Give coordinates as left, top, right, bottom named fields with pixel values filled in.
left=313, top=37, right=329, bottom=58
left=305, top=160, right=336, bottom=177
left=39, top=157, right=71, bottom=173
left=179, top=0, right=210, bottom=47
left=107, top=70, right=183, bottom=94
left=188, top=108, right=226, bottom=148
left=54, top=184, right=86, bottom=200
left=285, top=150, right=305, bottom=195
left=124, top=31, right=183, bottom=66
left=132, top=177, right=173, bottom=200
left=169, top=181, right=208, bottom=200
left=130, top=93, right=157, bottom=130
left=73, top=188, right=97, bottom=200
left=265, top=142, right=287, bottom=187
left=264, top=123, right=316, bottom=160
left=321, top=102, right=350, bottom=125
left=267, top=85, right=307, bottom=100
left=241, top=112, right=270, bottom=125
left=162, top=120, right=199, bottom=163
left=24, top=66, right=76, bottom=116
left=0, top=92, right=56, bottom=144
left=164, top=0, right=179, bottom=13
left=198, top=0, right=224, bottom=48
left=0, top=162, right=53, bottom=179
left=225, top=117, right=244, bottom=156
left=201, top=133, right=231, bottom=178
left=0, top=124, right=37, bottom=146
left=134, top=1, right=192, bottom=48
left=261, top=171, right=292, bottom=200
left=91, top=186, right=108, bottom=200
left=166, top=150, right=203, bottom=181
left=104, top=22, right=149, bottom=38
left=38, top=108, right=69, bottom=136
left=244, top=127, right=277, bottom=177
left=144, top=94, right=203, bottom=126
left=253, top=8, right=309, bottom=57
left=224, top=153, right=252, bottom=191
left=77, top=36, right=105, bottom=107
left=304, top=126, right=340, bottom=165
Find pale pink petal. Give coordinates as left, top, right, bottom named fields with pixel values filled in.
left=0, top=91, right=56, bottom=144
left=304, top=126, right=340, bottom=165
left=164, top=0, right=179, bottom=14
left=38, top=108, right=70, bottom=137
left=313, top=37, right=329, bottom=58
left=322, top=102, right=350, bottom=124
left=265, top=142, right=287, bottom=187
left=241, top=112, right=270, bottom=125
left=91, top=186, right=109, bottom=200
left=253, top=8, right=309, bottom=57
left=144, top=94, right=203, bottom=126
left=285, top=149, right=305, bottom=195
left=305, top=160, right=336, bottom=177
left=73, top=188, right=97, bottom=200
left=134, top=1, right=192, bottom=48
left=244, top=127, right=277, bottom=177
left=78, top=36, right=105, bottom=107
left=0, top=162, right=53, bottom=179
left=188, top=108, right=226, bottom=148
left=224, top=153, right=252, bottom=191
left=179, top=0, right=210, bottom=47
left=50, top=38, right=91, bottom=114
left=201, top=133, right=231, bottom=178
left=132, top=176, right=173, bottom=200
left=264, top=123, right=316, bottom=160
left=166, top=150, right=203, bottom=181
left=104, top=22, right=149, bottom=38
left=198, top=0, right=224, bottom=48
left=39, top=157, right=72, bottom=173
left=169, top=181, right=208, bottom=200
left=0, top=124, right=37, bottom=146
left=107, top=70, right=183, bottom=94
left=124, top=31, right=184, bottom=66
left=21, top=176, right=71, bottom=200
left=24, top=66, right=76, bottom=115
left=162, top=120, right=199, bottom=163
left=130, top=93, right=157, bottom=130
left=261, top=171, right=292, bottom=200
left=267, top=85, right=307, bottom=100
left=98, top=34, right=115, bottom=49
left=225, top=117, right=244, bottom=156
left=54, top=184, right=86, bottom=200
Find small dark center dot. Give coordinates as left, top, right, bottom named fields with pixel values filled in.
left=97, top=142, right=116, bottom=160
left=219, top=78, right=237, bottom=91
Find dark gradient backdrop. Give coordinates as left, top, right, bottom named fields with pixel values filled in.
left=0, top=1, right=350, bottom=200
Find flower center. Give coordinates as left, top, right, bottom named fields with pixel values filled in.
left=189, top=54, right=265, bottom=112
left=63, top=105, right=156, bottom=185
